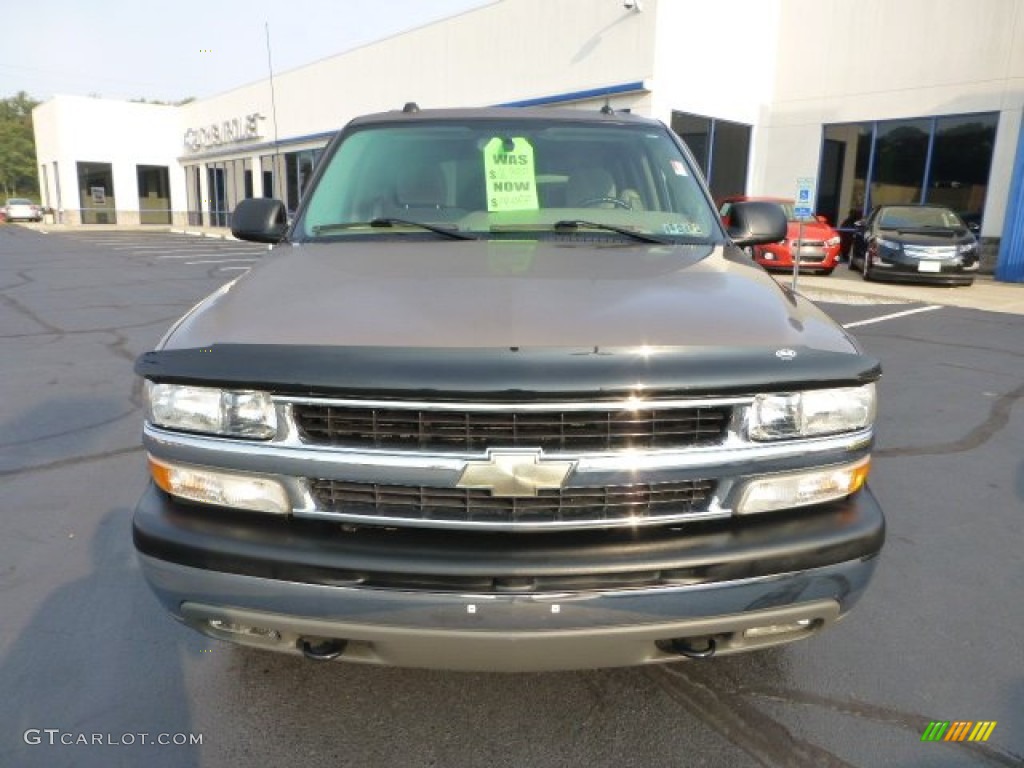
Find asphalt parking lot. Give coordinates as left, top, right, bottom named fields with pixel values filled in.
left=1, top=224, right=1021, bottom=768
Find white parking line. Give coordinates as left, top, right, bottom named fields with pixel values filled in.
left=842, top=305, right=941, bottom=328
left=113, top=245, right=220, bottom=251
left=155, top=257, right=266, bottom=264
left=185, top=258, right=260, bottom=265
left=112, top=243, right=258, bottom=250
left=218, top=266, right=251, bottom=272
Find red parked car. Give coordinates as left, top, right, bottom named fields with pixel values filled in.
left=719, top=196, right=841, bottom=275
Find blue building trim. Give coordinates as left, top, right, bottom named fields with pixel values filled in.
left=996, top=117, right=1024, bottom=282
left=493, top=81, right=648, bottom=108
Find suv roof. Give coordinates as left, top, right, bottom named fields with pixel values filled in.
left=347, top=105, right=659, bottom=128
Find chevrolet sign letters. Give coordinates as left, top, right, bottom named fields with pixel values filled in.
left=183, top=113, right=265, bottom=153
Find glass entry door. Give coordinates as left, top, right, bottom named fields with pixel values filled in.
left=137, top=165, right=171, bottom=224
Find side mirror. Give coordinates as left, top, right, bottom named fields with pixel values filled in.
left=232, top=198, right=288, bottom=243
left=726, top=201, right=788, bottom=247
left=967, top=222, right=981, bottom=234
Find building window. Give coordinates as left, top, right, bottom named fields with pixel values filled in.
left=260, top=153, right=280, bottom=198
left=76, top=161, right=116, bottom=225
left=820, top=112, right=997, bottom=228
left=285, top=152, right=299, bottom=213
left=928, top=114, right=998, bottom=227
left=137, top=165, right=171, bottom=225
left=670, top=111, right=751, bottom=201
left=283, top=148, right=324, bottom=213
left=184, top=165, right=202, bottom=226
left=243, top=157, right=254, bottom=199
left=207, top=164, right=227, bottom=227
left=870, top=118, right=931, bottom=209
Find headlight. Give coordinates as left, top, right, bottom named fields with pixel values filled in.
left=957, top=241, right=977, bottom=254
left=736, top=457, right=871, bottom=514
left=149, top=456, right=290, bottom=513
left=749, top=383, right=875, bottom=441
left=825, top=235, right=840, bottom=247
left=876, top=238, right=901, bottom=251
left=145, top=381, right=277, bottom=438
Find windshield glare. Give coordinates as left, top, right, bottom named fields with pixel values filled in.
left=879, top=206, right=964, bottom=230
left=296, top=120, right=718, bottom=242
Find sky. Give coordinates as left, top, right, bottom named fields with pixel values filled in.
left=1, top=0, right=489, bottom=104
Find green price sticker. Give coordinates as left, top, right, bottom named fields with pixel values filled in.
left=484, top=137, right=539, bottom=212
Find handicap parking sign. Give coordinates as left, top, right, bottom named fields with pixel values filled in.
left=794, top=177, right=816, bottom=217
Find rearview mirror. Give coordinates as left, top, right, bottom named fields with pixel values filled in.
left=726, top=201, right=787, bottom=247
left=232, top=198, right=288, bottom=243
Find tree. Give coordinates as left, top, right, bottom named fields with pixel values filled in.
left=0, top=91, right=40, bottom=199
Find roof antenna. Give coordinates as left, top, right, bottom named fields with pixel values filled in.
left=265, top=23, right=282, bottom=192
left=402, top=102, right=420, bottom=113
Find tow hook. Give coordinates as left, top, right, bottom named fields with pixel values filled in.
left=299, top=637, right=348, bottom=661
left=666, top=636, right=717, bottom=659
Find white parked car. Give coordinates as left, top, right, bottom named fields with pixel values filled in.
left=4, top=198, right=42, bottom=222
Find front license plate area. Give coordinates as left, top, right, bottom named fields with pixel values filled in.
left=917, top=261, right=942, bottom=273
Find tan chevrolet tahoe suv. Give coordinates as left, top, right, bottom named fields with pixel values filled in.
left=133, top=106, right=884, bottom=671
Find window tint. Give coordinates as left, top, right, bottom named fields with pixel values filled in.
left=671, top=111, right=751, bottom=201
left=821, top=112, right=997, bottom=230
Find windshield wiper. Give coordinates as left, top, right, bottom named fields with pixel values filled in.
left=312, top=218, right=477, bottom=240
left=552, top=219, right=671, bottom=244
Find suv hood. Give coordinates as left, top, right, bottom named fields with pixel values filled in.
left=164, top=240, right=855, bottom=353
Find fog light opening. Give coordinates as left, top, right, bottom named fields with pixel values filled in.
left=743, top=618, right=820, bottom=640
left=207, top=619, right=281, bottom=641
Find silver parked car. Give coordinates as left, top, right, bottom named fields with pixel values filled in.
left=3, top=198, right=42, bottom=222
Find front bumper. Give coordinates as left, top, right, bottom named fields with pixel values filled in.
left=755, top=243, right=839, bottom=271
left=133, top=483, right=884, bottom=671
left=870, top=268, right=975, bottom=285
left=871, top=252, right=977, bottom=284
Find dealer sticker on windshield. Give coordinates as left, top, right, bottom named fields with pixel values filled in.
left=484, top=137, right=539, bottom=212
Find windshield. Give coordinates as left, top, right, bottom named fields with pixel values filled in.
left=878, top=206, right=964, bottom=230
left=294, top=119, right=720, bottom=243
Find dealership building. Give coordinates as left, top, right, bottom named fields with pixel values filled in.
left=31, top=0, right=1024, bottom=280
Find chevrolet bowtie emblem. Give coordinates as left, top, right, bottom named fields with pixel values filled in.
left=456, top=450, right=575, bottom=497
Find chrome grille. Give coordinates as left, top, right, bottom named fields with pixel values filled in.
left=291, top=403, right=732, bottom=451
left=307, top=478, right=717, bottom=527
left=904, top=244, right=956, bottom=259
